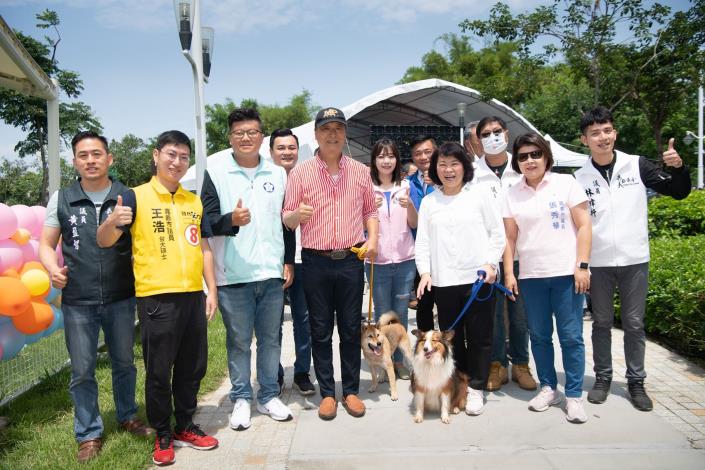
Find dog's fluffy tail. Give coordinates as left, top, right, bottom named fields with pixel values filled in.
left=378, top=311, right=401, bottom=327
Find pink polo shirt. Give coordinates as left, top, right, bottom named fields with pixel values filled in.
left=502, top=172, right=587, bottom=279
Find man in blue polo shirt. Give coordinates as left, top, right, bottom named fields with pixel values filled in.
left=201, top=108, right=295, bottom=431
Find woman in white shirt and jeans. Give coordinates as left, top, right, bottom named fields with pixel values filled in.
left=415, top=142, right=505, bottom=416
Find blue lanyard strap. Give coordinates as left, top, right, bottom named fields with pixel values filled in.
left=447, top=270, right=515, bottom=331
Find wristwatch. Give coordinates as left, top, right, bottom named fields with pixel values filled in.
left=577, top=262, right=589, bottom=270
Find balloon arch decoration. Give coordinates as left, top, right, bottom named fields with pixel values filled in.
left=0, top=203, right=64, bottom=362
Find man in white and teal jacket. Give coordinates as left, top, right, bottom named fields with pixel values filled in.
left=201, top=108, right=295, bottom=431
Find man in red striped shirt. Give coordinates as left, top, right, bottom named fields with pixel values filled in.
left=283, top=107, right=378, bottom=421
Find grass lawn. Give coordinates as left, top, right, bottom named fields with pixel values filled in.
left=0, top=312, right=228, bottom=470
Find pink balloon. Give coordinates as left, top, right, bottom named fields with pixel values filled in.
left=0, top=204, right=18, bottom=240
left=0, top=239, right=24, bottom=273
left=11, top=205, right=39, bottom=237
left=20, top=240, right=38, bottom=263
left=30, top=206, right=46, bottom=239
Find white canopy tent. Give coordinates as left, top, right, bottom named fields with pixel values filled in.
left=0, top=15, right=60, bottom=195
left=182, top=78, right=588, bottom=191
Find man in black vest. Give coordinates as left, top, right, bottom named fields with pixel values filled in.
left=39, top=131, right=152, bottom=463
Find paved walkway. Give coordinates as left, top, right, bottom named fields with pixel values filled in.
left=169, top=296, right=705, bottom=469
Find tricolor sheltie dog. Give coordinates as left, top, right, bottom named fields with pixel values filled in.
left=361, top=312, right=413, bottom=401
left=410, top=329, right=468, bottom=424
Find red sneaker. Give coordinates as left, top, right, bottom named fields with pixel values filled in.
left=153, top=434, right=175, bottom=466
left=173, top=424, right=218, bottom=450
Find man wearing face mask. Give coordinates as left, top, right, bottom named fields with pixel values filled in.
left=473, top=116, right=537, bottom=393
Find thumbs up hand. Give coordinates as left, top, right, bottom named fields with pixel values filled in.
left=109, top=194, right=133, bottom=227
left=299, top=193, right=314, bottom=225
left=50, top=265, right=69, bottom=289
left=662, top=137, right=683, bottom=168
left=232, top=198, right=251, bottom=226
left=398, top=187, right=411, bottom=208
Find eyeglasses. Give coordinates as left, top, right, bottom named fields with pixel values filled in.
left=230, top=129, right=263, bottom=139
left=517, top=150, right=544, bottom=162
left=160, top=150, right=190, bottom=164
left=480, top=128, right=505, bottom=139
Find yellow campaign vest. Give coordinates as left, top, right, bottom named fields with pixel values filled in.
left=131, top=177, right=204, bottom=297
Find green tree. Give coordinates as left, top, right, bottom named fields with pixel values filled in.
left=205, top=91, right=318, bottom=154
left=0, top=10, right=102, bottom=204
left=109, top=134, right=155, bottom=188
left=400, top=35, right=538, bottom=108
left=0, top=158, right=75, bottom=206
left=519, top=65, right=593, bottom=147
left=460, top=0, right=671, bottom=107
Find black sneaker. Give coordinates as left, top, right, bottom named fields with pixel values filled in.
left=587, top=376, right=611, bottom=404
left=628, top=380, right=653, bottom=411
left=293, top=373, right=316, bottom=396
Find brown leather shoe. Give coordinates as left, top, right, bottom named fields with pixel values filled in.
left=77, top=438, right=102, bottom=463
left=342, top=394, right=366, bottom=418
left=512, top=363, right=538, bottom=390
left=318, top=397, right=337, bottom=420
left=486, top=361, right=508, bottom=391
left=119, top=418, right=155, bottom=437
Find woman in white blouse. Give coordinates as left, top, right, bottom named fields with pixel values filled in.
left=415, top=142, right=505, bottom=416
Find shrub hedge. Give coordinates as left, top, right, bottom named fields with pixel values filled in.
left=648, top=189, right=705, bottom=238
left=645, top=235, right=705, bottom=356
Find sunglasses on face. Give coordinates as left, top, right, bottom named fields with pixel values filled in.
left=517, top=150, right=544, bottom=162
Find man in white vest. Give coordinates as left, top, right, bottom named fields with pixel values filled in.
left=473, top=116, right=537, bottom=393
left=575, top=107, right=691, bottom=411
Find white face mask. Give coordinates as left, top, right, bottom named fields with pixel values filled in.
left=481, top=133, right=507, bottom=155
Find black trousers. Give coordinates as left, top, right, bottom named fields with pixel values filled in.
left=301, top=250, right=364, bottom=398
left=434, top=283, right=495, bottom=390
left=137, top=291, right=207, bottom=435
left=414, top=272, right=436, bottom=332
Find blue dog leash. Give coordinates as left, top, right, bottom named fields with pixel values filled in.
left=447, top=270, right=516, bottom=331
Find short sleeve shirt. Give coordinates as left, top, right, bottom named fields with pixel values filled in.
left=502, top=172, right=587, bottom=279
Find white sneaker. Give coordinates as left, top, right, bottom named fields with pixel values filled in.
left=528, top=386, right=561, bottom=412
left=256, top=397, right=293, bottom=422
left=229, top=398, right=251, bottom=430
left=566, top=397, right=588, bottom=423
left=465, top=387, right=485, bottom=415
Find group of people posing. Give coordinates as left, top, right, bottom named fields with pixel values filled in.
left=39, top=105, right=691, bottom=465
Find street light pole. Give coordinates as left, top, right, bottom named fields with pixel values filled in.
left=698, top=85, right=703, bottom=189
left=174, top=0, right=211, bottom=195
left=457, top=102, right=467, bottom=144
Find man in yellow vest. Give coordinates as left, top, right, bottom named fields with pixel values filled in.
left=98, top=130, right=218, bottom=466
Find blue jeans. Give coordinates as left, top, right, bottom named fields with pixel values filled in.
left=290, top=263, right=312, bottom=375
left=365, top=259, right=415, bottom=362
left=520, top=276, right=585, bottom=398
left=62, top=297, right=138, bottom=442
left=492, top=261, right=530, bottom=366
left=219, top=278, right=284, bottom=405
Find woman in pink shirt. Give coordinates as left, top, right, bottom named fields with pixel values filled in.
left=366, top=138, right=417, bottom=379
left=502, top=133, right=592, bottom=424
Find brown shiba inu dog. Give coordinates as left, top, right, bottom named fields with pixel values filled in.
left=361, top=312, right=413, bottom=401
left=410, top=329, right=468, bottom=424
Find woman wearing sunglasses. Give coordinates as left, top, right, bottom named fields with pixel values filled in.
left=502, top=133, right=592, bottom=423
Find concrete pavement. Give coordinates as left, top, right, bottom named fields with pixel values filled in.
left=168, top=297, right=705, bottom=469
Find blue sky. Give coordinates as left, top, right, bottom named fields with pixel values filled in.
left=0, top=0, right=692, bottom=160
